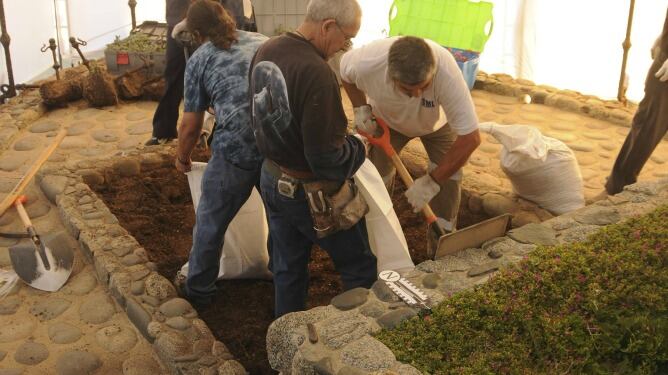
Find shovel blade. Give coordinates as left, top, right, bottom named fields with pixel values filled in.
left=8, top=233, right=73, bottom=292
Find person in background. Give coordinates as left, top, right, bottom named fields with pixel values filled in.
left=601, top=9, right=668, bottom=197
left=340, top=36, right=481, bottom=242
left=173, top=0, right=267, bottom=307
left=146, top=0, right=257, bottom=145
left=249, top=0, right=377, bottom=318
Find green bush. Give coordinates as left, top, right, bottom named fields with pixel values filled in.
left=376, top=205, right=668, bottom=374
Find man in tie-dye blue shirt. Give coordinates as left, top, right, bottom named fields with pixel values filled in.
left=174, top=0, right=268, bottom=307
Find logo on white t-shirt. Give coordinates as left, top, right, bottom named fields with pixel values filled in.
left=421, top=98, right=435, bottom=108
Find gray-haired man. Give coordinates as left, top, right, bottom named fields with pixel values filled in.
left=341, top=36, right=481, bottom=237
left=249, top=0, right=377, bottom=317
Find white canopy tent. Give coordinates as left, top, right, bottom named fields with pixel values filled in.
left=2, top=0, right=667, bottom=102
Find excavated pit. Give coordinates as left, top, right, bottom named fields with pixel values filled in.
left=91, top=152, right=492, bottom=374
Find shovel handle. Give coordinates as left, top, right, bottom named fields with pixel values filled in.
left=14, top=196, right=32, bottom=230
left=359, top=116, right=439, bottom=226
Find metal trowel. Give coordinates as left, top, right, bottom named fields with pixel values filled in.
left=8, top=196, right=73, bottom=292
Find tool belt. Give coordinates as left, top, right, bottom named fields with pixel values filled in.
left=265, top=160, right=369, bottom=239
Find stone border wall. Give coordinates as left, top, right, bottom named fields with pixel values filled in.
left=265, top=178, right=668, bottom=374
left=36, top=148, right=248, bottom=375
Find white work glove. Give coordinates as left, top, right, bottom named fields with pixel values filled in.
left=655, top=59, right=668, bottom=82
left=172, top=19, right=188, bottom=39
left=353, top=104, right=377, bottom=134
left=405, top=174, right=440, bottom=213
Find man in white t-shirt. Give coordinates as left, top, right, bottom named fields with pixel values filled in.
left=340, top=36, right=481, bottom=233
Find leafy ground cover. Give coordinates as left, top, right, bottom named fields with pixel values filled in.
left=377, top=205, right=668, bottom=374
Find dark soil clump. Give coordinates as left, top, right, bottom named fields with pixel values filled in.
left=93, top=154, right=484, bottom=374
left=83, top=63, right=118, bottom=107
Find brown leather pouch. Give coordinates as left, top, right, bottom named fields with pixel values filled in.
left=303, top=179, right=369, bottom=239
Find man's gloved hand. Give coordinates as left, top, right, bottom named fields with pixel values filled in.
left=353, top=104, right=377, bottom=134
left=655, top=59, right=668, bottom=82
left=172, top=19, right=188, bottom=39
left=405, top=174, right=440, bottom=213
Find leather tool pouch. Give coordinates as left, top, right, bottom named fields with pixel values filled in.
left=303, top=179, right=369, bottom=239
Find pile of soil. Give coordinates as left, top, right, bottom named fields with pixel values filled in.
left=93, top=156, right=486, bottom=374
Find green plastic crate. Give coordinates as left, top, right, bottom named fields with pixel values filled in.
left=388, top=0, right=494, bottom=53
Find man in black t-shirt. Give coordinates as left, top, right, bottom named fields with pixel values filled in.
left=249, top=0, right=377, bottom=318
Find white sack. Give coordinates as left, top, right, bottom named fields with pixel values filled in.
left=479, top=122, right=585, bottom=215
left=180, top=160, right=415, bottom=280
left=354, top=159, right=414, bottom=272
left=180, top=162, right=272, bottom=280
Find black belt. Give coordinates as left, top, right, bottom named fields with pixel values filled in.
left=263, top=160, right=316, bottom=181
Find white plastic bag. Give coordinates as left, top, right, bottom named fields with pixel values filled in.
left=354, top=160, right=414, bottom=272
left=480, top=122, right=584, bottom=215
left=180, top=162, right=272, bottom=280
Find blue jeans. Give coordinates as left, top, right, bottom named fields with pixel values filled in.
left=185, top=151, right=262, bottom=304
left=260, top=166, right=378, bottom=317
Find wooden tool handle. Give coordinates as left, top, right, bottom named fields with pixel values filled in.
left=390, top=153, right=437, bottom=225
left=0, top=129, right=66, bottom=217
left=13, top=196, right=32, bottom=230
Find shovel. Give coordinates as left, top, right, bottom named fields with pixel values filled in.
left=8, top=196, right=73, bottom=292
left=358, top=117, right=447, bottom=258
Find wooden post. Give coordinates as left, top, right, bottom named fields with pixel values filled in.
left=618, top=0, right=636, bottom=103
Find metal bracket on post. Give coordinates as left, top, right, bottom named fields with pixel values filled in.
left=128, top=0, right=138, bottom=31
left=0, top=0, right=17, bottom=103
left=41, top=38, right=61, bottom=80
left=69, top=36, right=90, bottom=70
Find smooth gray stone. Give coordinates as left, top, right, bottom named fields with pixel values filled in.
left=79, top=293, right=115, bottom=324
left=0, top=319, right=36, bottom=343
left=30, top=298, right=72, bottom=321
left=126, top=121, right=152, bottom=135
left=91, top=129, right=120, bottom=143
left=121, top=355, right=162, bottom=375
left=65, top=271, right=97, bottom=296
left=66, top=121, right=95, bottom=136
left=467, top=262, right=500, bottom=277
left=48, top=322, right=82, bottom=344
left=0, top=296, right=21, bottom=315
left=508, top=223, right=558, bottom=246
left=13, top=135, right=42, bottom=151
left=126, top=298, right=152, bottom=341
left=422, top=273, right=440, bottom=289
left=166, top=317, right=191, bottom=331
left=25, top=201, right=50, bottom=219
left=131, top=280, right=145, bottom=295
left=331, top=288, right=369, bottom=311
left=39, top=175, right=69, bottom=204
left=573, top=206, right=621, bottom=226
left=159, top=298, right=193, bottom=318
left=96, top=325, right=138, bottom=353
left=371, top=280, right=400, bottom=302
left=376, top=308, right=417, bottom=329
left=55, top=351, right=101, bottom=375
left=14, top=341, right=49, bottom=365
left=29, top=121, right=59, bottom=133
left=121, top=254, right=143, bottom=266
left=359, top=301, right=385, bottom=318
left=0, top=154, right=27, bottom=172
